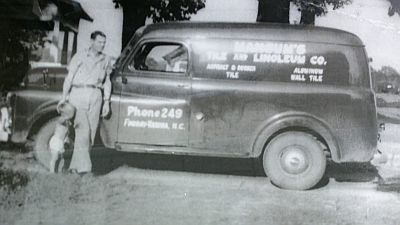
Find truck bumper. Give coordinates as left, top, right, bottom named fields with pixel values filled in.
left=0, top=105, right=11, bottom=142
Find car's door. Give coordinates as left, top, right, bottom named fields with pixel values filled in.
left=116, top=40, right=191, bottom=147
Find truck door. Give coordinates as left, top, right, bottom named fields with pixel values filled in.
left=116, top=41, right=191, bottom=147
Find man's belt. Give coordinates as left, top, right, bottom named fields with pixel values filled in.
left=72, top=84, right=103, bottom=90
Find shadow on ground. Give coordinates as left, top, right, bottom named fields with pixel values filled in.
left=376, top=178, right=400, bottom=193
left=325, top=161, right=380, bottom=183
left=91, top=148, right=384, bottom=188
left=2, top=143, right=397, bottom=192
left=91, top=147, right=259, bottom=177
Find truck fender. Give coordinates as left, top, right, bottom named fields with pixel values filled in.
left=251, top=111, right=340, bottom=162
left=27, top=101, right=59, bottom=138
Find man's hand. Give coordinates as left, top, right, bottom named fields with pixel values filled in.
left=101, top=100, right=110, bottom=117
left=57, top=98, right=67, bottom=114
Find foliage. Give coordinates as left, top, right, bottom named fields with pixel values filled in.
left=371, top=66, right=400, bottom=93
left=112, top=0, right=206, bottom=23
left=0, top=29, right=47, bottom=65
left=388, top=0, right=400, bottom=16
left=257, top=0, right=352, bottom=25
left=257, top=0, right=290, bottom=23
left=112, top=0, right=206, bottom=48
left=292, top=0, right=351, bottom=17
left=149, top=0, right=206, bottom=23
left=0, top=29, right=42, bottom=90
left=0, top=168, right=29, bottom=193
left=7, top=29, right=47, bottom=51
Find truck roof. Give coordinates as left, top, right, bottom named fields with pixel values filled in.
left=139, top=22, right=364, bottom=46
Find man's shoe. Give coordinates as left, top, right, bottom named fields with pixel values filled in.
left=68, top=168, right=79, bottom=175
left=78, top=171, right=93, bottom=178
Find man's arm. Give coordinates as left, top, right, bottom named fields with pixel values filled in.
left=61, top=53, right=81, bottom=101
left=101, top=58, right=113, bottom=117
left=61, top=71, right=73, bottom=101
left=103, top=57, right=113, bottom=101
left=103, top=73, right=112, bottom=101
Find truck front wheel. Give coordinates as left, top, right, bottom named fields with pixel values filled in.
left=263, top=132, right=326, bottom=190
left=33, top=118, right=73, bottom=172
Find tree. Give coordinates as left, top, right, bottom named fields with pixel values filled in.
left=257, top=0, right=351, bottom=25
left=388, top=0, right=400, bottom=16
left=257, top=0, right=290, bottom=23
left=113, top=0, right=206, bottom=49
left=0, top=28, right=44, bottom=90
left=293, top=0, right=351, bottom=24
left=371, top=66, right=400, bottom=93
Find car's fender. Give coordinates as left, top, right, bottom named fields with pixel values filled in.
left=27, top=100, right=59, bottom=139
left=251, top=111, right=340, bottom=162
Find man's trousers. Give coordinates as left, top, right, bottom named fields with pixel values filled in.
left=68, top=87, right=102, bottom=173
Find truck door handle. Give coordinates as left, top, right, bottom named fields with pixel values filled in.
left=177, top=84, right=189, bottom=89
left=195, top=112, right=204, bottom=121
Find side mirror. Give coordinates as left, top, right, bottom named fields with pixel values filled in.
left=42, top=68, right=49, bottom=88
left=42, top=68, right=48, bottom=83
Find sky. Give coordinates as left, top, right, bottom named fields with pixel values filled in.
left=77, top=0, right=123, bottom=58
left=75, top=0, right=400, bottom=72
left=192, top=0, right=400, bottom=72
left=316, top=0, right=400, bottom=72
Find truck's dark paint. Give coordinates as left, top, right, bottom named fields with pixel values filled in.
left=6, top=22, right=377, bottom=166
left=7, top=66, right=66, bottom=143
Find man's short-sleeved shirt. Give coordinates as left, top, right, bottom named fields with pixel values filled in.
left=68, top=49, right=112, bottom=86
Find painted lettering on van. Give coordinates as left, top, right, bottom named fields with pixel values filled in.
left=124, top=106, right=185, bottom=130
left=253, top=54, right=306, bottom=64
left=206, top=63, right=229, bottom=70
left=123, top=119, right=171, bottom=129
left=291, top=67, right=324, bottom=83
left=207, top=51, right=227, bottom=61
left=225, top=64, right=257, bottom=79
left=309, top=75, right=323, bottom=82
left=127, top=106, right=183, bottom=119
left=234, top=41, right=306, bottom=55
left=310, top=56, right=327, bottom=65
left=233, top=53, right=248, bottom=61
left=293, top=67, right=324, bottom=75
left=291, top=74, right=306, bottom=81
left=226, top=71, right=239, bottom=79
left=290, top=74, right=323, bottom=83
left=123, top=119, right=186, bottom=130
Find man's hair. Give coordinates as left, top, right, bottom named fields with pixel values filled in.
left=90, top=31, right=106, bottom=40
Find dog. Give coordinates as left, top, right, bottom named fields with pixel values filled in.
left=49, top=102, right=75, bottom=173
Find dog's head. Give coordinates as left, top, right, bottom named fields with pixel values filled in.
left=58, top=102, right=76, bottom=120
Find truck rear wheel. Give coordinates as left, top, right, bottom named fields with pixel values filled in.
left=34, top=118, right=73, bottom=173
left=263, top=132, right=326, bottom=190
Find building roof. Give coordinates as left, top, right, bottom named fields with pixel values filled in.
left=0, top=0, right=92, bottom=32
left=140, top=22, right=364, bottom=46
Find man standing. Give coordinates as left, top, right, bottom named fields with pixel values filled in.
left=60, top=30, right=112, bottom=175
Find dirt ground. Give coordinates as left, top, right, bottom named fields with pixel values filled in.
left=1, top=124, right=400, bottom=225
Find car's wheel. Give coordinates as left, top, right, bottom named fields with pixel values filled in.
left=263, top=131, right=326, bottom=190
left=34, top=118, right=74, bottom=172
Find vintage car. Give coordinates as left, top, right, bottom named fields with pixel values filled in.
left=1, top=22, right=378, bottom=190
left=0, top=63, right=66, bottom=143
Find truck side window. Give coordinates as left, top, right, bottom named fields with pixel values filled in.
left=128, top=43, right=188, bottom=74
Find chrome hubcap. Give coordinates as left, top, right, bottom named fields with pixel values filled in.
left=280, top=146, right=309, bottom=175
